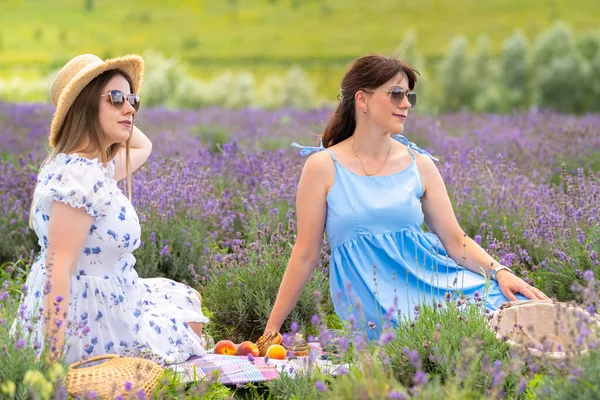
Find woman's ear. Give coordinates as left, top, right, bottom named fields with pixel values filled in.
left=354, top=90, right=370, bottom=113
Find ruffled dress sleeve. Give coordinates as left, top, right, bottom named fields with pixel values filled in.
left=34, top=154, right=114, bottom=219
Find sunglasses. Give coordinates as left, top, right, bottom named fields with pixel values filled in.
left=100, top=89, right=140, bottom=112
left=363, top=86, right=417, bottom=108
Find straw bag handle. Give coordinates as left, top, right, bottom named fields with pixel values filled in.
left=69, top=354, right=120, bottom=370
left=502, top=300, right=600, bottom=322
left=501, top=299, right=554, bottom=308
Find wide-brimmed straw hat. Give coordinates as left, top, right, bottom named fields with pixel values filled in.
left=49, top=54, right=144, bottom=147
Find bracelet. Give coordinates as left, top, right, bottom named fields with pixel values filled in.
left=491, top=264, right=513, bottom=281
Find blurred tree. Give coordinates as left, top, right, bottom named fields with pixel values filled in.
left=437, top=35, right=469, bottom=112
left=534, top=55, right=588, bottom=113
left=33, top=28, right=43, bottom=42
left=398, top=31, right=423, bottom=68
left=282, top=66, right=314, bottom=109
left=212, top=71, right=256, bottom=108
left=139, top=50, right=183, bottom=107
left=501, top=30, right=530, bottom=109
left=85, top=0, right=94, bottom=12
left=139, top=11, right=152, bottom=24
left=397, top=31, right=437, bottom=114
left=259, top=75, right=285, bottom=109
left=467, top=34, right=494, bottom=108
left=576, top=32, right=600, bottom=62
left=532, top=22, right=589, bottom=113
left=532, top=21, right=573, bottom=69
left=588, top=52, right=600, bottom=112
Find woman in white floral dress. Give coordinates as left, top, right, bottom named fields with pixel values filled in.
left=13, top=54, right=209, bottom=365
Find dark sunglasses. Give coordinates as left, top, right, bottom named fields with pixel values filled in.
left=363, top=86, right=417, bottom=108
left=100, top=89, right=140, bottom=111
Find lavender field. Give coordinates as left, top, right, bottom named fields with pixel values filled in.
left=1, top=102, right=600, bottom=398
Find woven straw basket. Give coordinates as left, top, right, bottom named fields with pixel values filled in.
left=66, top=354, right=163, bottom=398
left=489, top=300, right=600, bottom=360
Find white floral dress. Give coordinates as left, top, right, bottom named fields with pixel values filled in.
left=14, top=153, right=208, bottom=365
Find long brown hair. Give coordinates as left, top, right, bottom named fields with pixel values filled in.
left=30, top=69, right=135, bottom=227
left=321, top=55, right=419, bottom=148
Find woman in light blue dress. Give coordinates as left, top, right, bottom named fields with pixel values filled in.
left=264, top=55, right=548, bottom=340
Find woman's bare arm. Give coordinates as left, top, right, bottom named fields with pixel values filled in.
left=113, top=125, right=152, bottom=181
left=264, top=151, right=333, bottom=333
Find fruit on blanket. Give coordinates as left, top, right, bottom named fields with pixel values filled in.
left=266, top=344, right=287, bottom=360
left=236, top=341, right=259, bottom=357
left=283, top=333, right=309, bottom=356
left=256, top=331, right=283, bottom=356
left=214, top=340, right=236, bottom=355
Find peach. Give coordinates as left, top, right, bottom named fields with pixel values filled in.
left=214, top=340, right=236, bottom=355
left=236, top=341, right=259, bottom=357
left=266, top=344, right=287, bottom=360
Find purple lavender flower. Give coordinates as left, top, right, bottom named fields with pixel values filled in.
left=379, top=330, right=395, bottom=345
left=290, top=321, right=299, bottom=333
left=315, top=381, right=326, bottom=392
left=388, top=390, right=408, bottom=399
left=311, top=314, right=319, bottom=326
left=159, top=245, right=170, bottom=258
left=412, top=370, right=427, bottom=386
left=402, top=347, right=421, bottom=368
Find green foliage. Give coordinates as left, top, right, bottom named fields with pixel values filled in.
left=531, top=22, right=590, bottom=113
left=588, top=51, right=600, bottom=112
left=137, top=50, right=317, bottom=110
left=189, top=124, right=233, bottom=153
left=467, top=34, right=495, bottom=103
left=201, top=227, right=332, bottom=342
left=281, top=67, right=315, bottom=109
left=385, top=301, right=512, bottom=391
left=534, top=55, right=589, bottom=114
left=266, top=370, right=324, bottom=400
left=0, top=260, right=68, bottom=400
left=438, top=36, right=469, bottom=112
left=577, top=31, right=600, bottom=62
left=534, top=351, right=600, bottom=399
left=501, top=30, right=530, bottom=109
left=532, top=21, right=576, bottom=68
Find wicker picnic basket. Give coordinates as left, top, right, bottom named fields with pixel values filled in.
left=66, top=354, right=163, bottom=398
left=489, top=300, right=600, bottom=360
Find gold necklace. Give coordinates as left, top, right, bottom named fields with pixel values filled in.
left=351, top=136, right=392, bottom=176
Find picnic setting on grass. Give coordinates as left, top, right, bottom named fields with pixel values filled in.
left=2, top=2, right=600, bottom=399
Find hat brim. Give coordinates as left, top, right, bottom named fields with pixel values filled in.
left=49, top=54, right=144, bottom=148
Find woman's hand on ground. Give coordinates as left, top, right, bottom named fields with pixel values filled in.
left=496, top=270, right=550, bottom=301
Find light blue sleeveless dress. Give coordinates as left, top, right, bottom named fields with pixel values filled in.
left=293, top=135, right=525, bottom=340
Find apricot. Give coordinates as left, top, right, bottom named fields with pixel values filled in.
left=214, top=340, right=236, bottom=355
left=266, top=344, right=287, bottom=360
left=236, top=341, right=259, bottom=357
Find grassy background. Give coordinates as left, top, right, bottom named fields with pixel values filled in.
left=2, top=0, right=599, bottom=98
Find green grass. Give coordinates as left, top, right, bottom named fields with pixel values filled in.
left=1, top=0, right=599, bottom=99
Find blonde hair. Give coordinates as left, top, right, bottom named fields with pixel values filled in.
left=30, top=69, right=134, bottom=228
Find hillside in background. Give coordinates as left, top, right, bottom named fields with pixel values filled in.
left=2, top=0, right=598, bottom=70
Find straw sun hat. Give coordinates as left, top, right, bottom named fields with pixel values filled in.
left=49, top=54, right=144, bottom=147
